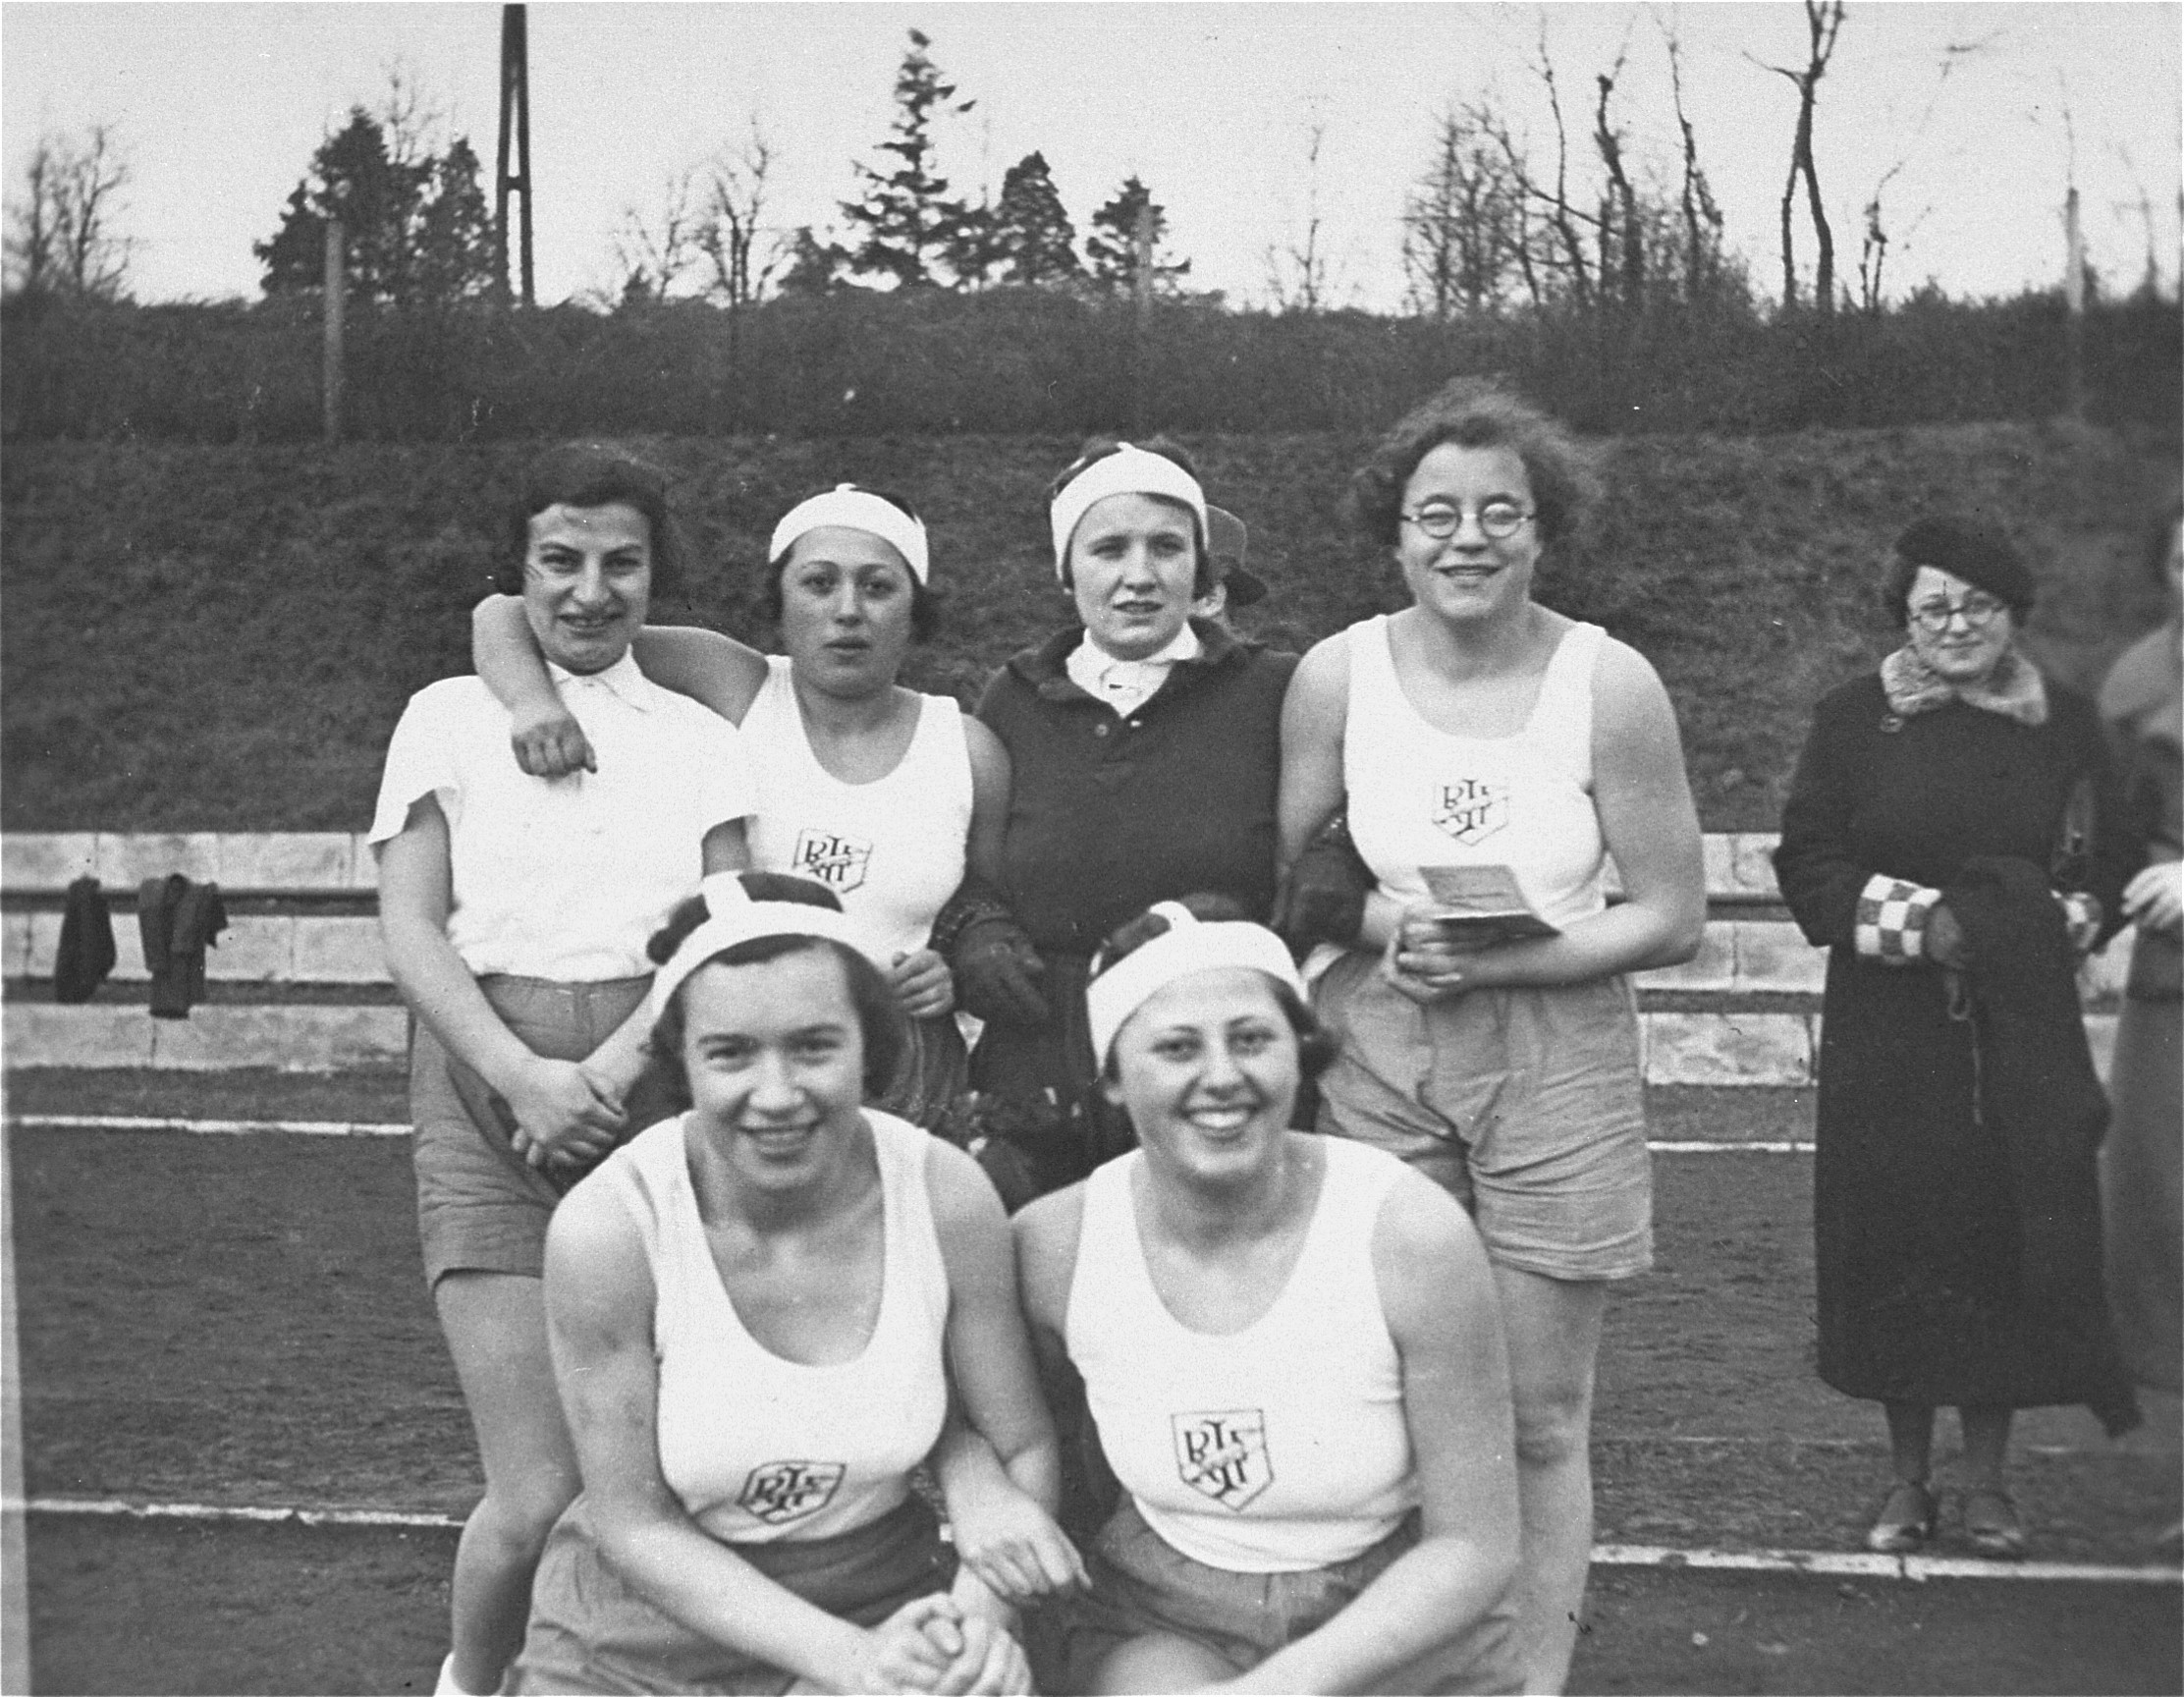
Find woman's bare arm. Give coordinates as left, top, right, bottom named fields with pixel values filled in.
left=1235, top=1173, right=1520, bottom=1695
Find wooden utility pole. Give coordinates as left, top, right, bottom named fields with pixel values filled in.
left=322, top=215, right=345, bottom=445
left=1130, top=201, right=1154, bottom=433
left=496, top=5, right=535, bottom=305
left=2063, top=186, right=2086, bottom=420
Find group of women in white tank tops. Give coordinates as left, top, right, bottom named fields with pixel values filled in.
left=372, top=376, right=1707, bottom=1697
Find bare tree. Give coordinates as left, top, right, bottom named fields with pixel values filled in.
left=697, top=123, right=781, bottom=308
left=1591, top=30, right=1643, bottom=312
left=1266, top=110, right=1335, bottom=313
left=1402, top=104, right=1523, bottom=320
left=1856, top=32, right=1993, bottom=312
left=613, top=168, right=703, bottom=304
left=1661, top=21, right=1727, bottom=303
left=2109, top=143, right=2166, bottom=298
left=5, top=124, right=133, bottom=301
left=1752, top=0, right=1846, bottom=312
left=1532, top=28, right=1595, bottom=308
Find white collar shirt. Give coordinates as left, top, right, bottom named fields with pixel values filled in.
left=1065, top=624, right=1203, bottom=718
left=369, top=652, right=756, bottom=979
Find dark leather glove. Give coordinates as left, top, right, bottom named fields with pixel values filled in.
left=954, top=917, right=1053, bottom=1027
left=1271, top=813, right=1373, bottom=956
left=1925, top=899, right=1973, bottom=970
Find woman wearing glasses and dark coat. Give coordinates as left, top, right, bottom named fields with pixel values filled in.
left=1278, top=380, right=1705, bottom=1694
left=1774, top=515, right=2139, bottom=1563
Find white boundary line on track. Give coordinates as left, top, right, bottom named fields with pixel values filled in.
left=18, top=1497, right=2175, bottom=1584
left=8, top=1114, right=409, bottom=1137
left=7, top=1116, right=1816, bottom=1154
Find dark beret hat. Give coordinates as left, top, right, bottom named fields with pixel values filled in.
left=1892, top=515, right=2036, bottom=614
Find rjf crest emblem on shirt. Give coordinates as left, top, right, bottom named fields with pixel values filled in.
left=737, top=1460, right=846, bottom=1526
left=1172, top=1410, right=1273, bottom=1511
left=790, top=829, right=872, bottom=895
left=1431, top=777, right=1509, bottom=847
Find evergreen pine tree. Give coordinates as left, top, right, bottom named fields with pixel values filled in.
left=987, top=152, right=1080, bottom=285
left=255, top=106, right=496, bottom=304
left=777, top=227, right=851, bottom=297
left=840, top=29, right=977, bottom=290
left=1084, top=175, right=1190, bottom=294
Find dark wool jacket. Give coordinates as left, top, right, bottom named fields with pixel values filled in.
left=976, top=619, right=1298, bottom=958
left=964, top=620, right=1297, bottom=1180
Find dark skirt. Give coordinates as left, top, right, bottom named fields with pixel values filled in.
left=510, top=1494, right=955, bottom=1696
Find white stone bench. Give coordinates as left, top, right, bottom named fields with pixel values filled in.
left=1, top=832, right=2128, bottom=1081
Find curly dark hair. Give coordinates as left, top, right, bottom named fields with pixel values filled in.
left=762, top=485, right=943, bottom=642
left=644, top=872, right=904, bottom=1097
left=1092, top=893, right=1337, bottom=1083
left=1050, top=435, right=1216, bottom=597
left=1350, top=378, right=1602, bottom=553
left=494, top=441, right=685, bottom=599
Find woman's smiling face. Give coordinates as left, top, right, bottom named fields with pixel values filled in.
left=1395, top=443, right=1541, bottom=629
left=1104, top=966, right=1299, bottom=1186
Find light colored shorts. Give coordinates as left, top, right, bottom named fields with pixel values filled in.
left=1048, top=1499, right=1517, bottom=1695
left=511, top=1493, right=954, bottom=1696
left=1311, top=950, right=1652, bottom=1282
left=410, top=973, right=676, bottom=1289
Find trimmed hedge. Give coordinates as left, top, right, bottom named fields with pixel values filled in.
left=4, top=286, right=2177, bottom=444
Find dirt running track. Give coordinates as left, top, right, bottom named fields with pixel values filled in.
left=7, top=1075, right=2180, bottom=1693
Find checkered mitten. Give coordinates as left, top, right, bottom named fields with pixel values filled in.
left=1854, top=874, right=1942, bottom=963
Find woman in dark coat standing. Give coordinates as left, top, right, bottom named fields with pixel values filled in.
left=1774, top=515, right=2139, bottom=1562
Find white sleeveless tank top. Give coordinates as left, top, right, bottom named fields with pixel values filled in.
left=1343, top=614, right=1610, bottom=930
left=1065, top=1138, right=1418, bottom=1572
left=596, top=1110, right=951, bottom=1545
left=741, top=656, right=974, bottom=965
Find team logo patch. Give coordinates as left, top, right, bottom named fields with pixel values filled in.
left=737, top=1460, right=845, bottom=1525
left=1171, top=1409, right=1273, bottom=1511
left=790, top=829, right=873, bottom=894
left=1430, top=778, right=1509, bottom=847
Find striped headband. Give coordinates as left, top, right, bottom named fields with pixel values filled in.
left=1085, top=902, right=1306, bottom=1068
left=768, top=485, right=931, bottom=583
left=647, top=872, right=862, bottom=1026
left=1049, top=446, right=1208, bottom=582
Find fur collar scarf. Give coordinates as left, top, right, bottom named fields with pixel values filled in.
left=1881, top=641, right=2048, bottom=728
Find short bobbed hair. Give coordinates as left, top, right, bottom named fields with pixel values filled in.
left=1095, top=892, right=1337, bottom=1084
left=1351, top=378, right=1601, bottom=553
left=763, top=485, right=943, bottom=643
left=495, top=442, right=685, bottom=599
left=1050, top=435, right=1217, bottom=598
left=644, top=872, right=904, bottom=1098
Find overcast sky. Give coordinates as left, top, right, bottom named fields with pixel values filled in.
left=3, top=1, right=2178, bottom=311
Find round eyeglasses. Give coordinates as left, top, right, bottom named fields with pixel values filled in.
left=1401, top=500, right=1535, bottom=542
left=1908, top=594, right=2007, bottom=633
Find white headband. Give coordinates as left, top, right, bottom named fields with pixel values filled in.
left=1049, top=446, right=1208, bottom=581
left=769, top=485, right=931, bottom=583
left=1085, top=902, right=1306, bottom=1068
left=647, top=872, right=862, bottom=1026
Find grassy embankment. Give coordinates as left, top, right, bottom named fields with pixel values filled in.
left=2, top=420, right=2169, bottom=834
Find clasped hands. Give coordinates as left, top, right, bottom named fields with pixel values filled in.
left=851, top=1495, right=1082, bottom=1695
left=501, top=1054, right=630, bottom=1170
